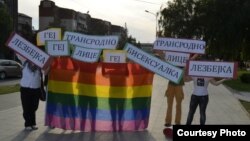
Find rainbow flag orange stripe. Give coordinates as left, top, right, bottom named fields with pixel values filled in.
left=45, top=58, right=154, bottom=131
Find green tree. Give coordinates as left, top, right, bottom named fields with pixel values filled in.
left=0, top=3, right=13, bottom=59
left=127, top=35, right=141, bottom=48
left=159, top=0, right=250, bottom=61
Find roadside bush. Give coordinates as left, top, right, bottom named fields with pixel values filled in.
left=240, top=73, right=250, bottom=83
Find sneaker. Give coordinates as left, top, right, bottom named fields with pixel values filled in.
left=25, top=126, right=33, bottom=131
left=31, top=126, right=38, bottom=130
left=164, top=123, right=171, bottom=127
left=49, top=126, right=55, bottom=129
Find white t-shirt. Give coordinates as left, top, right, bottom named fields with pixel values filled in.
left=20, top=63, right=41, bottom=89
left=192, top=77, right=212, bottom=96
left=17, top=54, right=41, bottom=88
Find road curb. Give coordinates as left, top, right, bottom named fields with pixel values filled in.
left=223, top=84, right=250, bottom=102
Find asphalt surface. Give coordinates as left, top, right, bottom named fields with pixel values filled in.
left=0, top=77, right=20, bottom=86
left=0, top=75, right=249, bottom=141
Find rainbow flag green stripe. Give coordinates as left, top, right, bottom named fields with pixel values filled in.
left=47, top=92, right=151, bottom=110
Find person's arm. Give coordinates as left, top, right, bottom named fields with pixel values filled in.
left=184, top=75, right=193, bottom=82
left=181, top=65, right=192, bottom=82
left=209, top=78, right=227, bottom=86
left=42, top=66, right=50, bottom=75
left=154, top=50, right=165, bottom=60
left=184, top=70, right=194, bottom=82
left=16, top=53, right=26, bottom=64
left=189, top=54, right=199, bottom=60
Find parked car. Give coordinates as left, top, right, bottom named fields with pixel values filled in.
left=0, top=59, right=23, bottom=80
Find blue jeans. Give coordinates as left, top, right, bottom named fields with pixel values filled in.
left=186, top=95, right=209, bottom=125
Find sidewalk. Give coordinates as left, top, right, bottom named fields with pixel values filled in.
left=0, top=75, right=249, bottom=141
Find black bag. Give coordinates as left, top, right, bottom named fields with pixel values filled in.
left=39, top=87, right=46, bottom=101
left=39, top=72, right=46, bottom=101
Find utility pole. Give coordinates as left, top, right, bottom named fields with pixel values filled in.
left=145, top=10, right=158, bottom=37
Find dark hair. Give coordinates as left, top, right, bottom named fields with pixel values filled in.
left=24, top=61, right=39, bottom=72
left=197, top=54, right=213, bottom=61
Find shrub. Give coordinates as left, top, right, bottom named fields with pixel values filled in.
left=240, top=73, right=250, bottom=83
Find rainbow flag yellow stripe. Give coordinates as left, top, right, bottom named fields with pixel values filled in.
left=48, top=80, right=152, bottom=98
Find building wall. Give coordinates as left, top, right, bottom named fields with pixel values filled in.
left=4, top=0, right=18, bottom=31
left=18, top=13, right=32, bottom=32
left=61, top=19, right=77, bottom=31
left=39, top=0, right=127, bottom=40
left=39, top=17, right=54, bottom=30
left=39, top=0, right=56, bottom=30
left=76, top=12, right=91, bottom=33
left=18, top=14, right=32, bottom=25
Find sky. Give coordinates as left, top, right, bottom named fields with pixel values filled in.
left=18, top=0, right=169, bottom=43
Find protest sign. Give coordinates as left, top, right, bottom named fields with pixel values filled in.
left=124, top=43, right=183, bottom=84
left=103, top=50, right=126, bottom=63
left=63, top=31, right=119, bottom=49
left=154, top=37, right=206, bottom=54
left=186, top=60, right=238, bottom=79
left=45, top=40, right=70, bottom=56
left=71, top=46, right=101, bottom=63
left=5, top=32, right=51, bottom=69
left=165, top=51, right=190, bottom=67
left=37, top=28, right=61, bottom=46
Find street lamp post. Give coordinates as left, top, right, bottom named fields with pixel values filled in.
left=145, top=10, right=158, bottom=37
left=145, top=10, right=164, bottom=57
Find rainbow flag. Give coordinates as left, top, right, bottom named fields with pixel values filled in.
left=45, top=57, right=154, bottom=131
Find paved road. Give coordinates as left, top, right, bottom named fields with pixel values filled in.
left=0, top=75, right=249, bottom=141
left=0, top=78, right=21, bottom=110
left=0, top=93, right=21, bottom=110
left=0, top=78, right=20, bottom=86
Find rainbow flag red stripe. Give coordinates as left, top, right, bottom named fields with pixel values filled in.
left=45, top=58, right=154, bottom=131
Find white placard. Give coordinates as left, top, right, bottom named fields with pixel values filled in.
left=46, top=40, right=70, bottom=56
left=37, top=28, right=61, bottom=46
left=154, top=37, right=206, bottom=54
left=187, top=60, right=238, bottom=79
left=124, top=43, right=183, bottom=84
left=103, top=50, right=126, bottom=63
left=63, top=31, right=119, bottom=49
left=6, top=33, right=51, bottom=69
left=71, top=46, right=101, bottom=63
left=165, top=52, right=190, bottom=67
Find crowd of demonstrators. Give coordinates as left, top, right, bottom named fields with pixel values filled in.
left=14, top=42, right=232, bottom=131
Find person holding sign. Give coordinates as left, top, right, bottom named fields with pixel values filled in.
left=163, top=53, right=198, bottom=127
left=164, top=77, right=185, bottom=127
left=17, top=54, right=43, bottom=130
left=185, top=55, right=228, bottom=125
